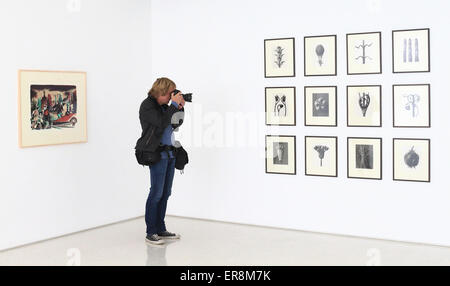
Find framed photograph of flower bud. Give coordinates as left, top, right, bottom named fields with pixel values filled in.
left=265, top=87, right=296, bottom=126
left=265, top=135, right=296, bottom=175
left=393, top=138, right=430, bottom=182
left=304, top=35, right=337, bottom=76
left=264, top=37, right=295, bottom=78
left=347, top=85, right=382, bottom=127
left=347, top=137, right=382, bottom=180
left=304, top=86, right=337, bottom=127
left=305, top=136, right=338, bottom=177
left=346, top=31, right=382, bottom=75
left=393, top=84, right=430, bottom=128
left=392, top=28, right=430, bottom=73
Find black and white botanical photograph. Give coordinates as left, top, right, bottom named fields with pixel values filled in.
left=346, top=32, right=382, bottom=75
left=265, top=135, right=296, bottom=175
left=312, top=93, right=329, bottom=117
left=273, top=142, right=289, bottom=165
left=304, top=35, right=337, bottom=76
left=348, top=137, right=382, bottom=180
left=264, top=38, right=296, bottom=78
left=393, top=138, right=430, bottom=182
left=355, top=144, right=373, bottom=169
left=305, top=86, right=337, bottom=126
left=347, top=85, right=381, bottom=127
left=305, top=136, right=338, bottom=177
left=265, top=87, right=296, bottom=126
left=392, top=28, right=430, bottom=73
left=393, top=84, right=430, bottom=128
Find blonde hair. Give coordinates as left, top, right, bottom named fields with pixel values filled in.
left=148, top=77, right=176, bottom=98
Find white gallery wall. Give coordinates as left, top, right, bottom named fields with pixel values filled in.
left=1, top=0, right=450, bottom=252
left=151, top=0, right=450, bottom=246
left=0, top=0, right=152, bottom=251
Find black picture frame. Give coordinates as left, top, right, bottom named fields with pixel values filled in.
left=346, top=85, right=382, bottom=127
left=347, top=137, right=383, bottom=180
left=392, top=84, right=431, bottom=128
left=265, top=135, right=297, bottom=175
left=393, top=138, right=431, bottom=183
left=264, top=37, right=296, bottom=78
left=265, top=86, right=296, bottom=126
left=304, top=85, right=338, bottom=127
left=305, top=136, right=338, bottom=178
left=304, top=34, right=337, bottom=77
left=346, top=31, right=382, bottom=75
left=392, top=28, right=430, bottom=73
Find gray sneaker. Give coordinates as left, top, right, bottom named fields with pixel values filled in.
left=145, top=234, right=164, bottom=245
left=158, top=231, right=181, bottom=239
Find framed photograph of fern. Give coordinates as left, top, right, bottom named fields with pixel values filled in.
left=264, top=37, right=295, bottom=78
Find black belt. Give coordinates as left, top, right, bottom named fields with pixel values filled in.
left=157, top=144, right=176, bottom=157
left=158, top=144, right=175, bottom=152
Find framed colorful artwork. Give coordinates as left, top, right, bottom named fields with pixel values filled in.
left=18, top=70, right=87, bottom=148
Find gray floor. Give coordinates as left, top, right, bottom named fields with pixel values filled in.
left=1, top=215, right=450, bottom=266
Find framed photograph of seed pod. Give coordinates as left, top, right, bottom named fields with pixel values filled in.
left=304, top=86, right=337, bottom=127
left=347, top=137, right=382, bottom=180
left=265, top=135, right=296, bottom=175
left=304, top=35, right=337, bottom=76
left=305, top=136, right=338, bottom=177
left=392, top=28, right=430, bottom=73
left=265, top=87, right=296, bottom=126
left=347, top=85, right=382, bottom=127
left=346, top=31, right=382, bottom=75
left=393, top=84, right=430, bottom=128
left=393, top=138, right=430, bottom=182
left=264, top=37, right=296, bottom=78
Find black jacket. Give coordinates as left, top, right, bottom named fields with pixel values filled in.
left=135, top=95, right=184, bottom=152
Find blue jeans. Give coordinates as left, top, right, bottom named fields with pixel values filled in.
left=145, top=157, right=176, bottom=235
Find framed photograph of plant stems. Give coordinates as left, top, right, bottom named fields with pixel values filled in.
left=264, top=37, right=295, bottom=78
left=305, top=136, right=338, bottom=177
left=347, top=137, right=382, bottom=180
left=265, top=135, right=296, bottom=175
left=304, top=86, right=337, bottom=126
left=346, top=32, right=382, bottom=75
left=393, top=138, right=430, bottom=182
left=393, top=84, right=430, bottom=128
left=265, top=87, right=296, bottom=126
left=347, top=85, right=382, bottom=127
left=18, top=70, right=87, bottom=148
left=392, top=28, right=430, bottom=73
left=304, top=35, right=337, bottom=76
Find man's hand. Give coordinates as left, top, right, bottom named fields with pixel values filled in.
left=178, top=98, right=185, bottom=109
left=171, top=91, right=183, bottom=106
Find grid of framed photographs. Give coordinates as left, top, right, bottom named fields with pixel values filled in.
left=264, top=28, right=431, bottom=181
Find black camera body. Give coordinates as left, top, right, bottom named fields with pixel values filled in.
left=172, top=89, right=193, bottom=102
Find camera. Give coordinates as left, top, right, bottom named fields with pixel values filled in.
left=172, top=89, right=193, bottom=102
